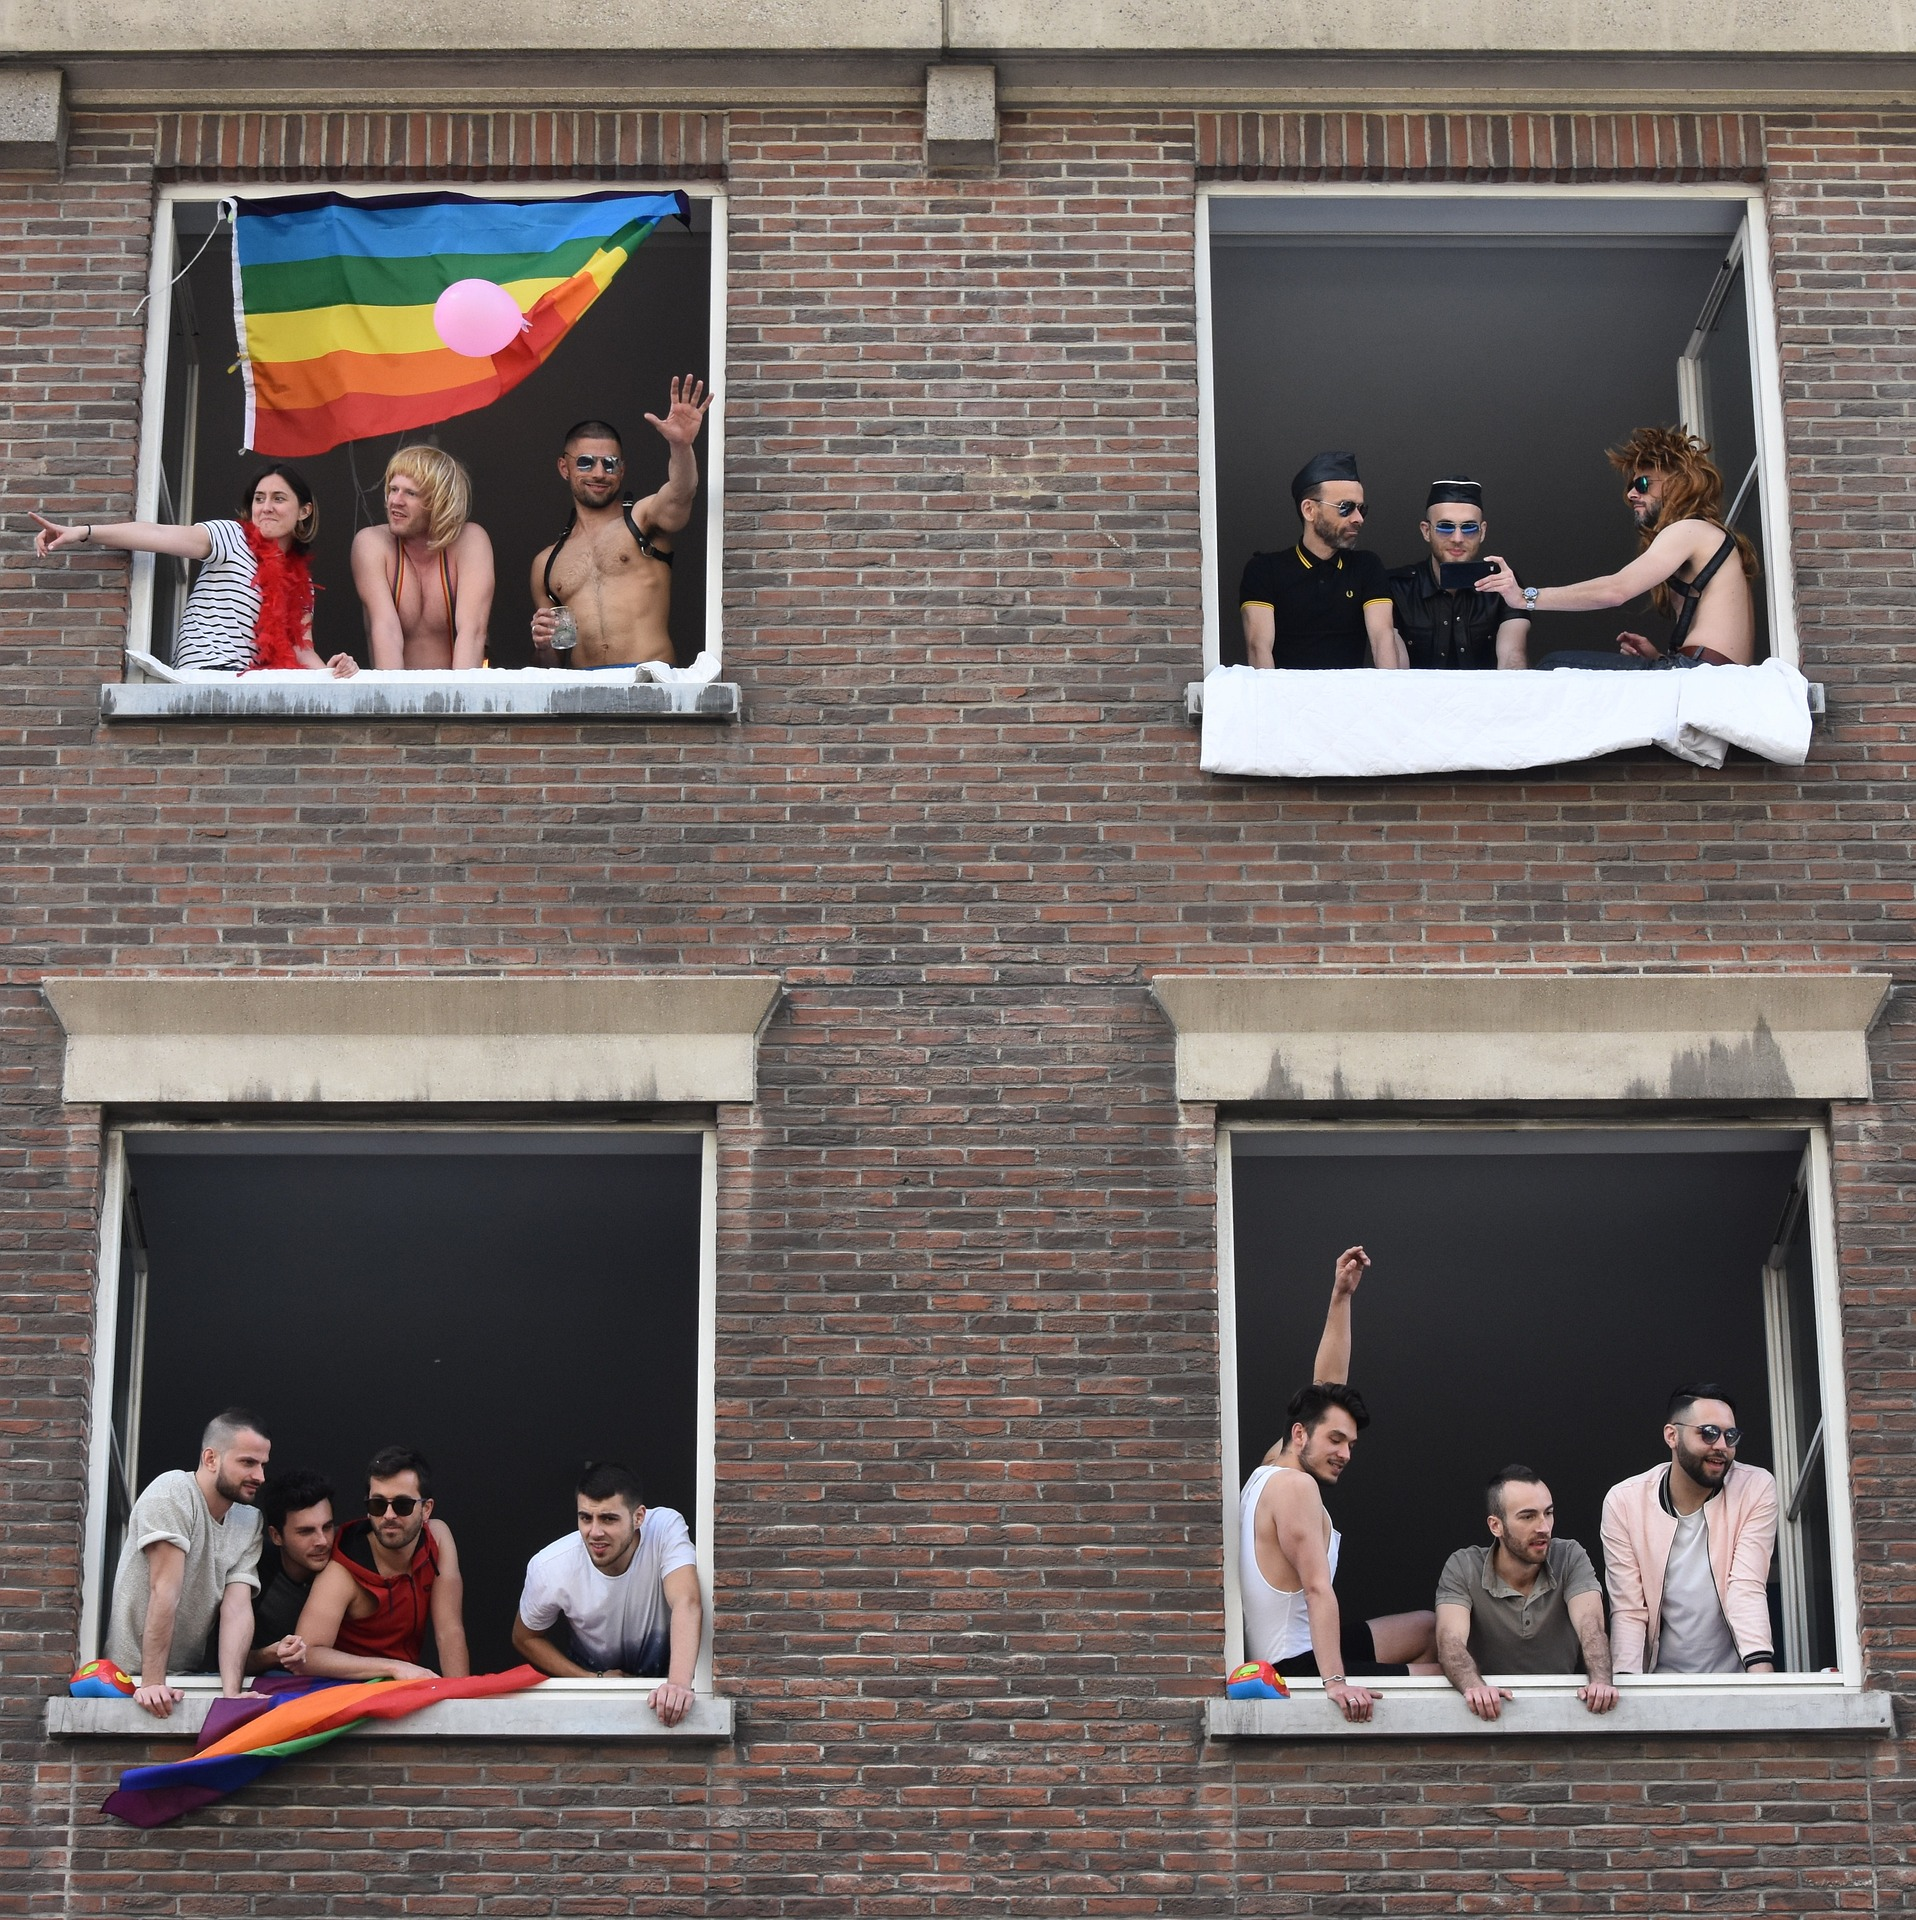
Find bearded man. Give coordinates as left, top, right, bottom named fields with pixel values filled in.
left=1477, top=426, right=1758, bottom=667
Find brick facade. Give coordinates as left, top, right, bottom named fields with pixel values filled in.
left=3, top=102, right=1913, bottom=1913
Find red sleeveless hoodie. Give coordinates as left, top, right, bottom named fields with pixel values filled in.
left=332, top=1517, right=440, bottom=1663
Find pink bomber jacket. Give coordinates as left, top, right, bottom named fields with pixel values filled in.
left=1599, top=1460, right=1779, bottom=1674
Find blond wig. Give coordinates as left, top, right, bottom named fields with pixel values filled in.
left=383, top=444, right=472, bottom=554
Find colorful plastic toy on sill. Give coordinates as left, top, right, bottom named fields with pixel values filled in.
left=1225, top=1661, right=1289, bottom=1700
left=69, top=1659, right=136, bottom=1698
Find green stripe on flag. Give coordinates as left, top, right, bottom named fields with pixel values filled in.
left=240, top=223, right=661, bottom=315
left=244, top=1726, right=357, bottom=1760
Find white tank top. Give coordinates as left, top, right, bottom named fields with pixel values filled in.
left=1239, top=1462, right=1340, bottom=1665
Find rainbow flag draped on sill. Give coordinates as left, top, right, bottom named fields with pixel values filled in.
left=102, top=1665, right=544, bottom=1826
left=232, top=189, right=690, bottom=456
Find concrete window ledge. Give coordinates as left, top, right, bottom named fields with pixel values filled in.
left=1206, top=1677, right=1895, bottom=1740
left=46, top=1683, right=734, bottom=1742
left=101, top=679, right=741, bottom=723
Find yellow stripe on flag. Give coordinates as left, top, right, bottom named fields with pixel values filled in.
left=245, top=245, right=631, bottom=367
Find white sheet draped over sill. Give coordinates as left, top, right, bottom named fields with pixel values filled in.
left=125, top=652, right=723, bottom=687
left=1198, top=659, right=1815, bottom=779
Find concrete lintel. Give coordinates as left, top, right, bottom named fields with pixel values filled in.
left=46, top=1686, right=734, bottom=1741
left=926, top=63, right=996, bottom=171
left=101, top=679, right=741, bottom=723
left=44, top=975, right=783, bottom=1108
left=1206, top=1681, right=1895, bottom=1740
left=1150, top=973, right=1893, bottom=1105
left=0, top=68, right=67, bottom=174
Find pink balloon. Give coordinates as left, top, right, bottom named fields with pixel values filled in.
left=432, top=279, right=525, bottom=358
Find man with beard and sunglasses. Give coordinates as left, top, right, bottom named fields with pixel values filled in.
left=1601, top=1384, right=1778, bottom=1674
left=105, top=1407, right=271, bottom=1718
left=296, top=1447, right=469, bottom=1681
left=1238, top=1247, right=1437, bottom=1724
left=1476, top=427, right=1758, bottom=668
left=1237, top=452, right=1406, bottom=671
left=529, top=381, right=711, bottom=671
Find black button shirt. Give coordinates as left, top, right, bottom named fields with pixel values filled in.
left=1238, top=544, right=1392, bottom=670
left=1388, top=560, right=1518, bottom=671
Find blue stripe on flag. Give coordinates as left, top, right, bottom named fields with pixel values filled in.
left=235, top=192, right=688, bottom=267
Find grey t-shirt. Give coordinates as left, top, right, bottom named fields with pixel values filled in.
left=1436, top=1538, right=1602, bottom=1675
left=104, top=1470, right=263, bottom=1677
left=1655, top=1504, right=1741, bottom=1673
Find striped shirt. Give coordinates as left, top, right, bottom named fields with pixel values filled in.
left=172, top=520, right=262, bottom=671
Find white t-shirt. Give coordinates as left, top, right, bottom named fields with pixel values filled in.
left=173, top=520, right=262, bottom=671
left=1655, top=1504, right=1741, bottom=1673
left=104, top=1469, right=263, bottom=1676
left=517, top=1508, right=697, bottom=1676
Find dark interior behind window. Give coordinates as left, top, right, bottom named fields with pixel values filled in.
left=1231, top=1129, right=1822, bottom=1666
left=158, top=198, right=713, bottom=669
left=1209, top=198, right=1769, bottom=665
left=123, top=1130, right=702, bottom=1673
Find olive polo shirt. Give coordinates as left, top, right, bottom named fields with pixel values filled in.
left=1434, top=1538, right=1602, bottom=1675
left=1238, top=543, right=1393, bottom=670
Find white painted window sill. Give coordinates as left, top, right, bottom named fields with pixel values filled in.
left=103, top=680, right=741, bottom=723
left=1206, top=1674, right=1893, bottom=1740
left=45, top=1678, right=733, bottom=1741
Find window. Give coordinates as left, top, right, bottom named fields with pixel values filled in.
left=82, top=1126, right=716, bottom=1685
left=1217, top=1125, right=1859, bottom=1687
left=1197, top=187, right=1797, bottom=672
left=125, top=183, right=728, bottom=699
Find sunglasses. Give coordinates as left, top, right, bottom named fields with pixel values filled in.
left=1316, top=499, right=1363, bottom=519
left=1629, top=475, right=1654, bottom=494
left=569, top=454, right=623, bottom=473
left=1679, top=1423, right=1743, bottom=1448
left=1432, top=521, right=1482, bottom=537
left=365, top=1494, right=422, bottom=1517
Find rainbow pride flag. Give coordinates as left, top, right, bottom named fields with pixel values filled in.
left=102, top=1665, right=544, bottom=1826
left=231, top=189, right=690, bottom=456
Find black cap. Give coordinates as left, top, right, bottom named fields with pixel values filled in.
left=1425, top=474, right=1483, bottom=509
left=1291, top=451, right=1361, bottom=506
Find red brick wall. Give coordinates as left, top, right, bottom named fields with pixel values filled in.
left=3, top=103, right=1912, bottom=1914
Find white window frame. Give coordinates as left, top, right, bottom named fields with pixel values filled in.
left=1215, top=1117, right=1864, bottom=1707
left=81, top=1120, right=721, bottom=1698
left=1194, top=182, right=1799, bottom=673
left=131, top=180, right=729, bottom=679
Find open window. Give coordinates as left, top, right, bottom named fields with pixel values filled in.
left=1217, top=1125, right=1860, bottom=1694
left=81, top=1127, right=717, bottom=1687
left=122, top=184, right=729, bottom=713
left=1198, top=188, right=1798, bottom=673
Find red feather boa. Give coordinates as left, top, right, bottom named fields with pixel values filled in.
left=240, top=519, right=315, bottom=670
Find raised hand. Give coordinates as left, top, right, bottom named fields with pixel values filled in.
left=644, top=375, right=712, bottom=447
left=1332, top=1245, right=1370, bottom=1300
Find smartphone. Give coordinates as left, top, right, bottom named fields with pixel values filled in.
left=1440, top=560, right=1495, bottom=591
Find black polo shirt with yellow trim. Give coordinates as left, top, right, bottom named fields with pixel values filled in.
left=1238, top=543, right=1392, bottom=670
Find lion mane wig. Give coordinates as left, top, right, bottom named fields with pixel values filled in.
left=1607, top=425, right=1759, bottom=618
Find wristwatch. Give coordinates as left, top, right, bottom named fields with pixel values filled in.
left=1522, top=586, right=1541, bottom=612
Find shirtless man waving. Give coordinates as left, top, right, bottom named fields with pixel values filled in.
left=530, top=379, right=712, bottom=669
left=1238, top=1246, right=1438, bottom=1723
